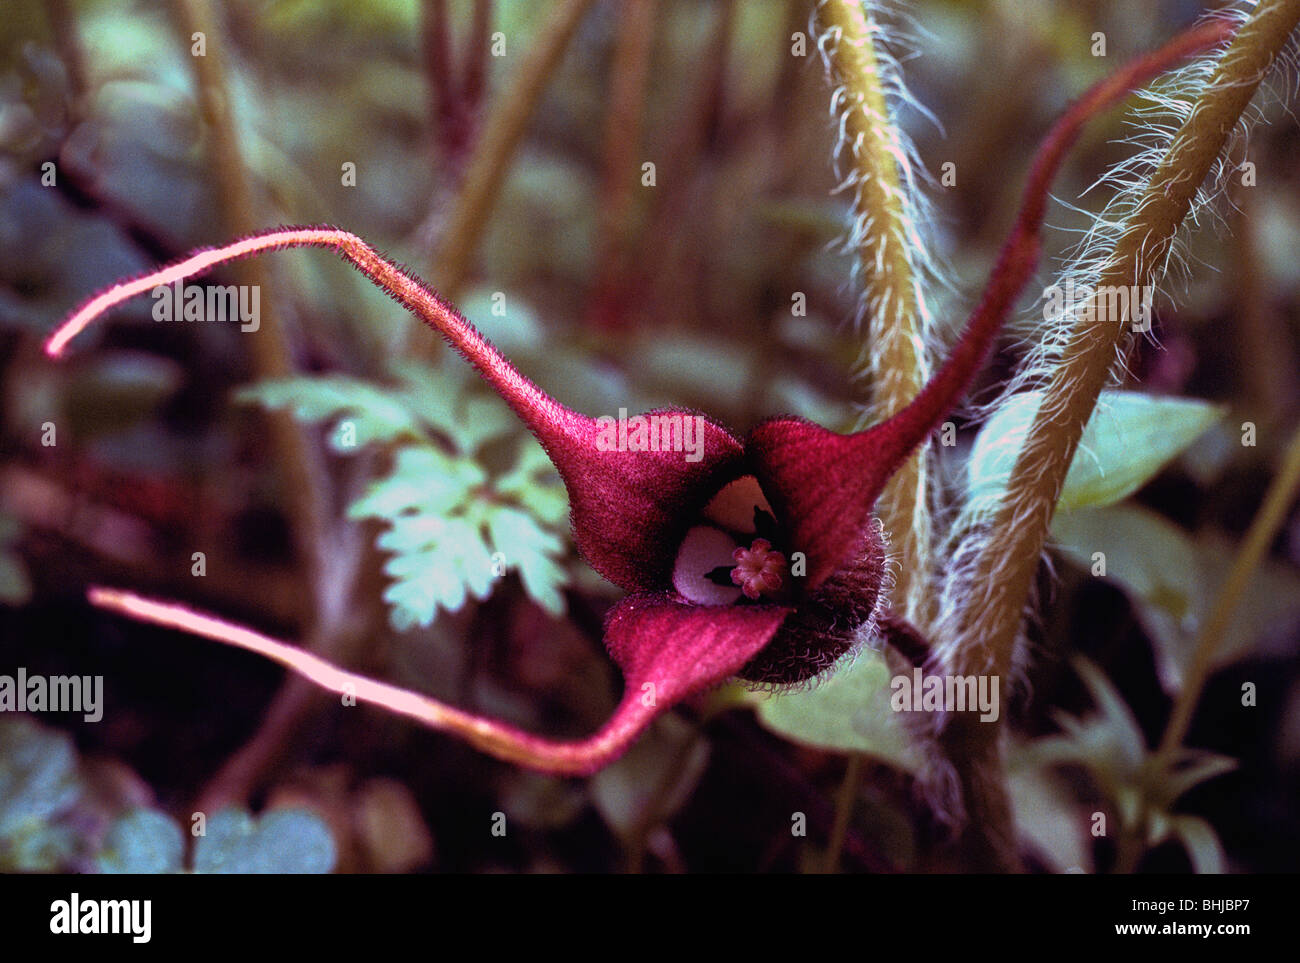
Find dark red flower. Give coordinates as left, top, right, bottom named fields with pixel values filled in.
left=47, top=18, right=1229, bottom=774
left=40, top=216, right=1032, bottom=774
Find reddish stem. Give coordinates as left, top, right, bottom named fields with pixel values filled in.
left=44, top=226, right=593, bottom=451
left=860, top=17, right=1234, bottom=476
left=89, top=587, right=651, bottom=776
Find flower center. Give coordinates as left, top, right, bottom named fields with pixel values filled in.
left=728, top=538, right=787, bottom=600
left=671, top=476, right=793, bottom=606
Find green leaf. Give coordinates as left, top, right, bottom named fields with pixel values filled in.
left=379, top=516, right=497, bottom=627
left=965, top=390, right=1224, bottom=518
left=388, top=357, right=517, bottom=454
left=485, top=506, right=568, bottom=616
left=347, top=447, right=484, bottom=520
left=455, top=396, right=520, bottom=454
left=244, top=360, right=570, bottom=629
left=193, top=807, right=336, bottom=874
left=96, top=809, right=184, bottom=874
left=495, top=439, right=568, bottom=527
left=235, top=375, right=423, bottom=448
left=458, top=289, right=546, bottom=354
left=1052, top=505, right=1300, bottom=693
left=349, top=438, right=569, bottom=629
left=756, top=649, right=922, bottom=772
left=1052, top=504, right=1200, bottom=691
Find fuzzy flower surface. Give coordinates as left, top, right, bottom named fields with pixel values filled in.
left=44, top=17, right=1232, bottom=775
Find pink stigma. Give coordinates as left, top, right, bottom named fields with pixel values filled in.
left=730, top=538, right=786, bottom=600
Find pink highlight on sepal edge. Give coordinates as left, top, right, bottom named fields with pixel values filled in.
left=88, top=586, right=789, bottom=775
left=43, top=226, right=745, bottom=592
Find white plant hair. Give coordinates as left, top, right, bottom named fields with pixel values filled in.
left=814, top=0, right=962, bottom=626
left=814, top=0, right=953, bottom=391
left=935, top=0, right=1297, bottom=692
left=898, top=0, right=1291, bottom=825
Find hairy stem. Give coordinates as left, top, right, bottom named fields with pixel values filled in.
left=848, top=18, right=1233, bottom=512
left=949, top=2, right=1296, bottom=868
left=817, top=0, right=933, bottom=624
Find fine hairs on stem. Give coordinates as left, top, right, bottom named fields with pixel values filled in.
left=38, top=5, right=1297, bottom=871
left=931, top=0, right=1299, bottom=870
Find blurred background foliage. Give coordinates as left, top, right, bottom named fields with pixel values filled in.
left=0, top=0, right=1297, bottom=872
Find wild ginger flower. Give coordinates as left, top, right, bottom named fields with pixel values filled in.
left=45, top=19, right=1231, bottom=776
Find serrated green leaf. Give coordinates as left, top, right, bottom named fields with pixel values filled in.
left=485, top=507, right=568, bottom=615
left=514, top=553, right=568, bottom=616
left=452, top=396, right=519, bottom=454
left=388, top=357, right=477, bottom=440
left=756, top=649, right=922, bottom=772
left=965, top=390, right=1224, bottom=518
left=193, top=807, right=335, bottom=874
left=235, top=375, right=422, bottom=447
left=247, top=358, right=572, bottom=629
left=347, top=446, right=483, bottom=520
left=485, top=506, right=564, bottom=558
left=496, top=439, right=568, bottom=526
left=96, top=809, right=184, bottom=874
left=378, top=515, right=497, bottom=628
left=388, top=357, right=522, bottom=454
